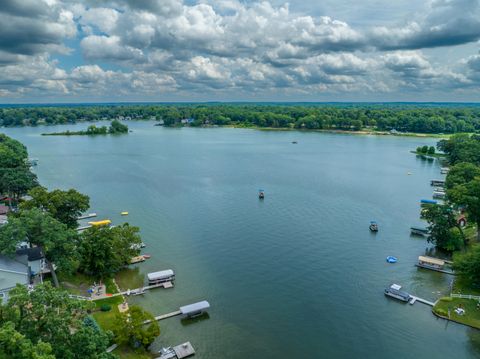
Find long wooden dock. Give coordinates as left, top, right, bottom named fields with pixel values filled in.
left=77, top=224, right=92, bottom=231
left=415, top=264, right=455, bottom=275
left=78, top=213, right=97, bottom=220
left=409, top=295, right=436, bottom=306
left=91, top=282, right=173, bottom=301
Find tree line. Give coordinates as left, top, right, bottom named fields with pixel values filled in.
left=421, top=134, right=480, bottom=287
left=2, top=104, right=480, bottom=134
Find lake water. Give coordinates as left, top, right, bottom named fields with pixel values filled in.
left=3, top=122, right=480, bottom=358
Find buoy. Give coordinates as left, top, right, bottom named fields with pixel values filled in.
left=386, top=256, right=398, bottom=263
left=121, top=211, right=129, bottom=216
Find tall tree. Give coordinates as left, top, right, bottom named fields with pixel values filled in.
left=78, top=224, right=141, bottom=279
left=448, top=177, right=480, bottom=241
left=445, top=163, right=480, bottom=190
left=21, top=187, right=90, bottom=228
left=453, top=245, right=480, bottom=286
left=422, top=204, right=465, bottom=251
left=0, top=322, right=55, bottom=359
left=111, top=305, right=159, bottom=349
left=0, top=283, right=116, bottom=359
left=0, top=208, right=79, bottom=273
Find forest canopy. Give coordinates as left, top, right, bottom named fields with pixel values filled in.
left=1, top=103, right=480, bottom=134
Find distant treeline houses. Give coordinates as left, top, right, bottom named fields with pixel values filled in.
left=1, top=104, right=480, bottom=134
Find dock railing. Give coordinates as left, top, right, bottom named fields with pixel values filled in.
left=451, top=293, right=480, bottom=301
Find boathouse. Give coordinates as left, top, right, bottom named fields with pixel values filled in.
left=147, top=269, right=175, bottom=285
left=418, top=256, right=445, bottom=270
left=180, top=300, right=210, bottom=318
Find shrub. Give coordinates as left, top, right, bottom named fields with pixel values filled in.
left=439, top=297, right=453, bottom=302
left=434, top=308, right=448, bottom=316
left=100, top=304, right=112, bottom=312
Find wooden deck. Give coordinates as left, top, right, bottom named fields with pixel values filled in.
left=173, top=342, right=195, bottom=358
left=91, top=282, right=173, bottom=301
left=77, top=213, right=97, bottom=220
left=409, top=295, right=436, bottom=306
left=143, top=310, right=182, bottom=325
left=76, top=224, right=92, bottom=231
left=415, top=264, right=455, bottom=275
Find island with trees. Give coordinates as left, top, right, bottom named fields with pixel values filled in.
left=41, top=120, right=129, bottom=136
left=0, top=133, right=160, bottom=358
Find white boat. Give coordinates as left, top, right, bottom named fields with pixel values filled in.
left=384, top=284, right=411, bottom=302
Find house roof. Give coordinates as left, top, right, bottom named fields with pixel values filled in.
left=0, top=255, right=29, bottom=291
left=16, top=247, right=44, bottom=261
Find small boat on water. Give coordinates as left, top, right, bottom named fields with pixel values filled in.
left=384, top=284, right=411, bottom=302
left=386, top=256, right=397, bottom=263
left=121, top=211, right=129, bottom=216
left=420, top=199, right=437, bottom=205
left=410, top=227, right=430, bottom=237
left=369, top=221, right=378, bottom=232
left=292, top=141, right=298, bottom=144
left=143, top=254, right=151, bottom=259
left=258, top=189, right=265, bottom=199
left=433, top=191, right=446, bottom=199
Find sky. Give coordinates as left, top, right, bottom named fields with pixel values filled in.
left=1, top=0, right=480, bottom=103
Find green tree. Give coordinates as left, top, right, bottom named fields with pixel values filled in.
left=445, top=163, right=480, bottom=190
left=0, top=208, right=78, bottom=273
left=453, top=245, right=480, bottom=286
left=0, top=322, right=55, bottom=359
left=447, top=177, right=480, bottom=241
left=109, top=120, right=128, bottom=134
left=78, top=224, right=141, bottom=279
left=21, top=187, right=90, bottom=228
left=422, top=204, right=465, bottom=251
left=111, top=305, right=159, bottom=349
left=0, top=168, right=38, bottom=203
left=427, top=146, right=435, bottom=155
left=0, top=283, right=116, bottom=359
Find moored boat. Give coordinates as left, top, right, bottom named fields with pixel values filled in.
left=369, top=221, right=378, bottom=232
left=258, top=189, right=265, bottom=199
left=384, top=284, right=411, bottom=302
left=410, top=227, right=430, bottom=237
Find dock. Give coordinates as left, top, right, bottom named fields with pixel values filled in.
left=430, top=179, right=445, bottom=186
left=78, top=213, right=97, bottom=220
left=409, top=295, right=436, bottom=306
left=77, top=224, right=92, bottom=231
left=173, top=342, right=195, bottom=358
left=157, top=342, right=195, bottom=359
left=415, top=264, right=455, bottom=275
left=130, top=255, right=146, bottom=264
left=91, top=282, right=173, bottom=301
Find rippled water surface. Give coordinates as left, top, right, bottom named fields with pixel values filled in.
left=3, top=122, right=480, bottom=359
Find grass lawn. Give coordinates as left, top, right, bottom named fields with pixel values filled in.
left=57, top=272, right=95, bottom=296
left=433, top=297, right=480, bottom=329
left=115, top=267, right=144, bottom=291
left=112, top=345, right=154, bottom=359
left=453, top=276, right=480, bottom=296
left=92, top=296, right=124, bottom=332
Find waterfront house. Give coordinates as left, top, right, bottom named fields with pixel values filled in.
left=16, top=247, right=47, bottom=278
left=0, top=255, right=29, bottom=303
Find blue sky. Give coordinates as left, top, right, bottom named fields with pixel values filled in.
left=0, top=0, right=480, bottom=103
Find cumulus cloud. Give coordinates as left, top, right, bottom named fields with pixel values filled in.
left=371, top=0, right=480, bottom=50
left=0, top=0, right=480, bottom=100
left=0, top=0, right=76, bottom=56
